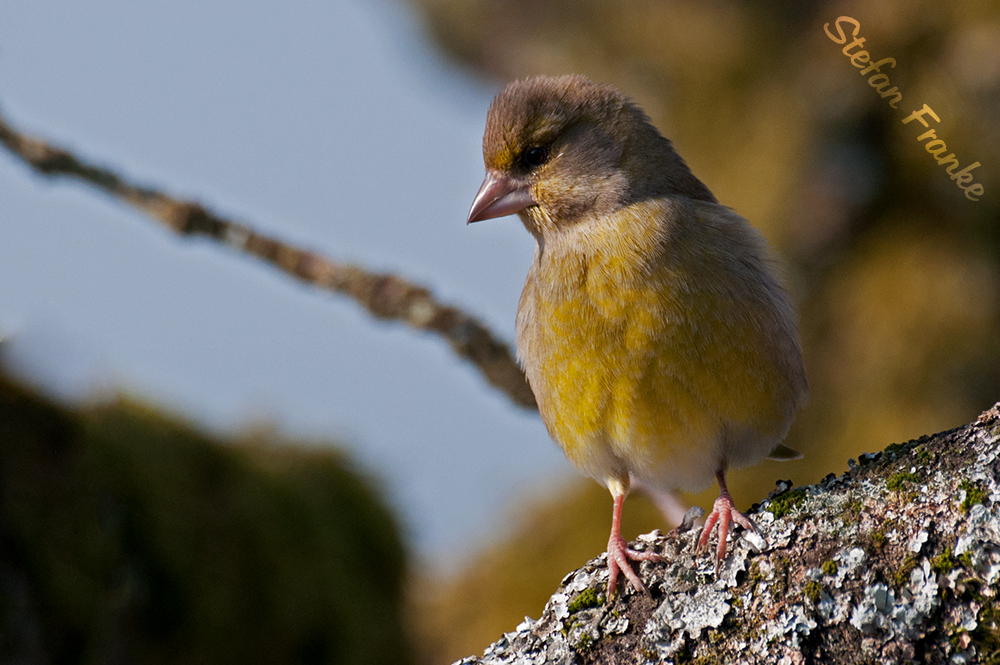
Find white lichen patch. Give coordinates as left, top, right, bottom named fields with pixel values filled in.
left=956, top=504, right=1000, bottom=558
left=908, top=529, right=929, bottom=553
left=768, top=604, right=817, bottom=648
left=647, top=582, right=731, bottom=640
left=889, top=559, right=940, bottom=638
left=754, top=510, right=795, bottom=549
left=601, top=612, right=629, bottom=636
left=817, top=588, right=852, bottom=623
left=833, top=547, right=866, bottom=588
left=547, top=592, right=570, bottom=625
left=851, top=582, right=895, bottom=633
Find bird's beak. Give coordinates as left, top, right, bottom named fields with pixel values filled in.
left=467, top=171, right=536, bottom=224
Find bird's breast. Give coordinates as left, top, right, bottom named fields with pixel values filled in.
left=515, top=200, right=804, bottom=488
left=516, top=238, right=709, bottom=480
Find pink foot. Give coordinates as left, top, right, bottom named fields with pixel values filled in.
left=606, top=492, right=665, bottom=596
left=695, top=470, right=763, bottom=572
left=607, top=531, right=665, bottom=596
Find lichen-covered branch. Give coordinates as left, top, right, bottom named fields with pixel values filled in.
left=459, top=403, right=1000, bottom=664
left=0, top=108, right=536, bottom=410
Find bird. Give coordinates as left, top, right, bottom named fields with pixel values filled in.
left=467, top=75, right=808, bottom=596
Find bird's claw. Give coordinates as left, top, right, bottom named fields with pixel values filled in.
left=607, top=532, right=666, bottom=597
left=695, top=492, right=764, bottom=573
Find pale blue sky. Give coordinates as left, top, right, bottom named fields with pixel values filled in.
left=0, top=0, right=572, bottom=567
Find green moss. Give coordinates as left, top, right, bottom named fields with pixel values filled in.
left=932, top=547, right=958, bottom=575
left=842, top=499, right=863, bottom=526
left=886, top=471, right=919, bottom=491
left=971, top=600, right=1000, bottom=663
left=674, top=651, right=716, bottom=665
left=748, top=560, right=764, bottom=585
left=884, top=442, right=906, bottom=455
left=672, top=645, right=700, bottom=665
left=960, top=551, right=974, bottom=568
left=567, top=587, right=602, bottom=612
left=803, top=580, right=822, bottom=603
left=895, top=556, right=919, bottom=587
left=960, top=480, right=988, bottom=513
left=822, top=560, right=838, bottom=576
left=767, top=488, right=807, bottom=519
left=870, top=528, right=888, bottom=551
left=915, top=445, right=933, bottom=464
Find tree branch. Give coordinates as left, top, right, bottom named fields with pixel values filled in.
left=0, top=108, right=536, bottom=410
left=457, top=403, right=1000, bottom=663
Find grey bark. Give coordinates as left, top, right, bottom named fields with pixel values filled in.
left=457, top=403, right=1000, bottom=664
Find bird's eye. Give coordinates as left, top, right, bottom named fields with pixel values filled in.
left=523, top=146, right=550, bottom=168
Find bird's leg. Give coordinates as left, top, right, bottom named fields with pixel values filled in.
left=606, top=490, right=665, bottom=597
left=696, top=469, right=763, bottom=572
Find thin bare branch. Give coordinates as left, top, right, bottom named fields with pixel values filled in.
left=0, top=108, right=537, bottom=410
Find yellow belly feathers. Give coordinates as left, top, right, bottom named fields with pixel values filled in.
left=516, top=198, right=801, bottom=492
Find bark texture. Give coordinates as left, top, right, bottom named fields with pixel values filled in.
left=458, top=403, right=1000, bottom=664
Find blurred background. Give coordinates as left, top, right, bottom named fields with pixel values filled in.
left=1, top=0, right=998, bottom=663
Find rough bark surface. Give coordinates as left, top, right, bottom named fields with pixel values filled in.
left=457, top=403, right=1000, bottom=664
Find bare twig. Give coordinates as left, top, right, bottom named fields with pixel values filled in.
left=0, top=108, right=537, bottom=410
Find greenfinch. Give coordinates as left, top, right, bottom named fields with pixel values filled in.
left=468, top=75, right=808, bottom=595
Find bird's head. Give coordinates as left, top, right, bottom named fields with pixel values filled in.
left=467, top=75, right=714, bottom=239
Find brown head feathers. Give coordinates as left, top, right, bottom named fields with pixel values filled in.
left=483, top=75, right=716, bottom=208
